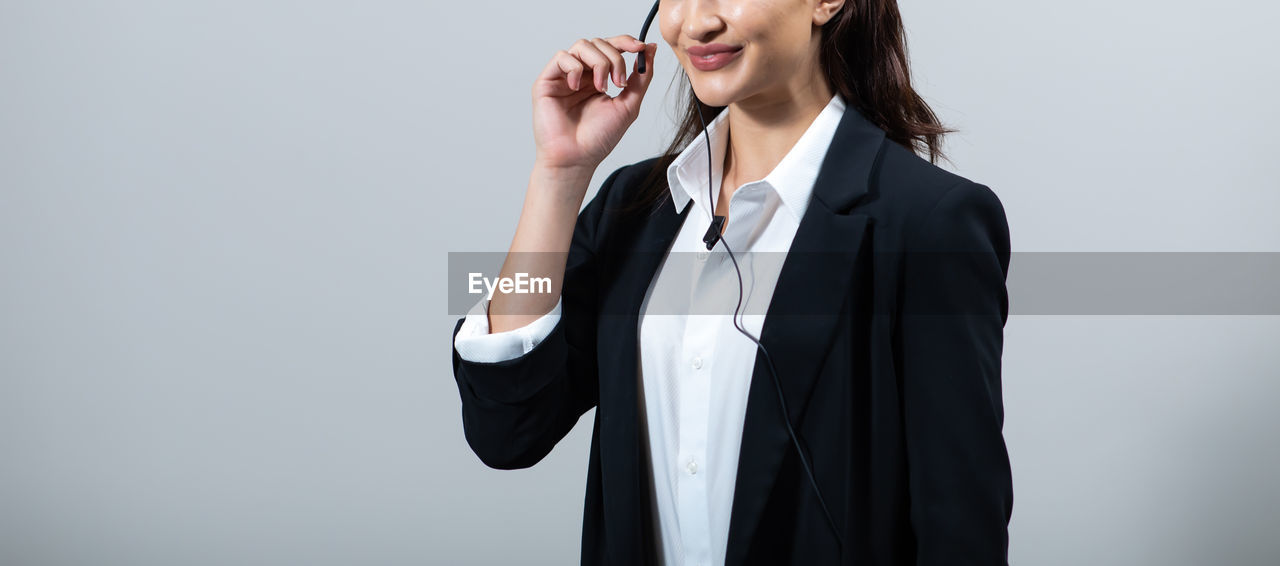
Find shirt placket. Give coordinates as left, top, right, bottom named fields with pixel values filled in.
left=675, top=251, right=725, bottom=566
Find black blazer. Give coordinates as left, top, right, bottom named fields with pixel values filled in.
left=450, top=104, right=1013, bottom=565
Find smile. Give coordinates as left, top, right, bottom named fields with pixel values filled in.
left=690, top=48, right=742, bottom=72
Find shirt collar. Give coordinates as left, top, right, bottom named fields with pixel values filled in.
left=665, top=92, right=847, bottom=223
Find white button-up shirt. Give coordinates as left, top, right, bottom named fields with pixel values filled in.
left=454, top=93, right=847, bottom=566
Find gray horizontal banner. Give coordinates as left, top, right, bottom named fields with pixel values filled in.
left=446, top=252, right=1280, bottom=316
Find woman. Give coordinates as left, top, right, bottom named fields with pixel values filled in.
left=450, top=0, right=1013, bottom=564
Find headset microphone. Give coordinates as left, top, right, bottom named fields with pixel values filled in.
left=634, top=0, right=844, bottom=552
left=636, top=0, right=660, bottom=74
left=702, top=216, right=726, bottom=250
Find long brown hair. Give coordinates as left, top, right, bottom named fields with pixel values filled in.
left=627, top=0, right=954, bottom=213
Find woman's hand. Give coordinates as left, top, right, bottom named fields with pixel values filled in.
left=484, top=36, right=655, bottom=333
left=532, top=36, right=657, bottom=174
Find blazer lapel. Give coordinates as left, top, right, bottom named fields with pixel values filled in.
left=596, top=196, right=691, bottom=564
left=725, top=104, right=887, bottom=565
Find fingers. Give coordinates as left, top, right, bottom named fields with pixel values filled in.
left=536, top=35, right=652, bottom=97
left=601, top=35, right=648, bottom=82
left=569, top=36, right=649, bottom=93
left=548, top=50, right=586, bottom=92
left=616, top=43, right=657, bottom=110
left=568, top=39, right=611, bottom=93
left=604, top=34, right=647, bottom=53
left=589, top=38, right=627, bottom=88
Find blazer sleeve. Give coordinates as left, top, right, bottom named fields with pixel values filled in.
left=898, top=180, right=1014, bottom=565
left=449, top=164, right=625, bottom=470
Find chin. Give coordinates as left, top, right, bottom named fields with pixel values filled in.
left=695, top=92, right=733, bottom=107
left=686, top=77, right=740, bottom=107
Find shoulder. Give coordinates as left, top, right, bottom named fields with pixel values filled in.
left=865, top=140, right=1009, bottom=253
left=569, top=156, right=677, bottom=255
left=610, top=155, right=669, bottom=203
left=578, top=156, right=671, bottom=218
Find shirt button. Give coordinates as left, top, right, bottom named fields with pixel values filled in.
left=696, top=250, right=709, bottom=261
left=691, top=356, right=703, bottom=369
left=687, top=459, right=698, bottom=475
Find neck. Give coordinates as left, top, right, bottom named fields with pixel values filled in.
left=718, top=79, right=834, bottom=213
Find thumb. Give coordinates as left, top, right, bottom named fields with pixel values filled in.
left=616, top=43, right=657, bottom=112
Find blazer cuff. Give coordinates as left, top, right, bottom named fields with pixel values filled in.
left=453, top=296, right=563, bottom=363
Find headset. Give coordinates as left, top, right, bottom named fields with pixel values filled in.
left=635, top=0, right=844, bottom=552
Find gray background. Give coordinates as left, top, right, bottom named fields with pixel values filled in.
left=2, top=1, right=1277, bottom=564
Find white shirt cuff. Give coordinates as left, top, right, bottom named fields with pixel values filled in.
left=453, top=296, right=563, bottom=363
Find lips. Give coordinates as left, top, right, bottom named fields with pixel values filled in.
left=688, top=43, right=743, bottom=72
left=688, top=43, right=742, bottom=57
